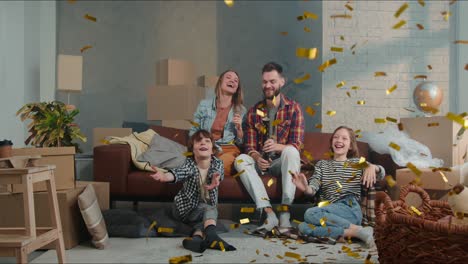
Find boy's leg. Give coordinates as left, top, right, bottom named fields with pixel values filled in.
left=181, top=205, right=207, bottom=253
left=202, top=204, right=236, bottom=251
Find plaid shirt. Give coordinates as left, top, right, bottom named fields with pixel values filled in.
left=168, top=156, right=224, bottom=221
left=244, top=94, right=305, bottom=155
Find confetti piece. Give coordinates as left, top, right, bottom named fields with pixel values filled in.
left=351, top=86, right=360, bottom=90
left=293, top=219, right=302, bottom=224
left=256, top=249, right=260, bottom=255
left=428, top=122, right=439, bottom=127
left=386, top=84, right=397, bottom=95
left=210, top=241, right=218, bottom=248
left=389, top=142, right=401, bottom=151
left=240, top=218, right=250, bottom=224
left=336, top=182, right=343, bottom=189
left=255, top=123, right=267, bottom=135
left=340, top=36, right=345, bottom=41
left=386, top=117, right=398, bottom=123
left=315, top=123, right=323, bottom=129
left=276, top=255, right=284, bottom=259
left=296, top=47, right=318, bottom=60
left=236, top=159, right=244, bottom=164
left=398, top=122, right=404, bottom=131
left=304, top=26, right=311, bottom=32
left=318, top=201, right=330, bottom=207
left=442, top=11, right=451, bottom=21
left=264, top=254, right=270, bottom=257
left=80, top=45, right=92, bottom=53
left=271, top=119, right=282, bottom=127
left=407, top=162, right=422, bottom=176
left=446, top=112, right=468, bottom=128
left=438, top=171, right=449, bottom=183
left=345, top=4, right=353, bottom=11
left=276, top=205, right=289, bottom=212
left=186, top=119, right=200, bottom=127
left=327, top=110, right=336, bottom=116
left=346, top=172, right=357, bottom=183
left=410, top=206, right=422, bottom=216
left=394, top=3, right=409, bottom=18
left=303, top=11, right=319, bottom=20
left=416, top=24, right=424, bottom=30
left=357, top=100, right=365, bottom=105
left=414, top=75, right=427, bottom=80
left=374, top=71, right=387, bottom=77
left=100, top=139, right=110, bottom=145
left=336, top=81, right=346, bottom=88
left=267, top=178, right=274, bottom=187
left=84, top=14, right=97, bottom=22
left=432, top=167, right=452, bottom=172
left=305, top=106, right=316, bottom=117
left=320, top=217, right=327, bottom=227
left=230, top=223, right=240, bottom=229
left=261, top=197, right=269, bottom=201
left=392, top=20, right=406, bottom=29
left=157, top=227, right=174, bottom=233
left=280, top=32, right=288, bottom=36
left=324, top=151, right=334, bottom=158
left=303, top=150, right=313, bottom=161
left=183, top=152, right=193, bottom=157
left=346, top=92, right=351, bottom=98
left=231, top=169, right=245, bottom=178
left=285, top=252, right=302, bottom=260
left=384, top=175, right=396, bottom=188
left=318, top=58, right=337, bottom=72
left=146, top=221, right=157, bottom=242
left=350, top=43, right=357, bottom=50
left=330, top=14, right=352, bottom=19
left=169, top=254, right=192, bottom=264
left=294, top=73, right=311, bottom=84
left=307, top=224, right=316, bottom=230
left=427, top=65, right=433, bottom=70
left=417, top=0, right=425, bottom=7
left=313, top=102, right=321, bottom=106
left=256, top=109, right=266, bottom=117
left=297, top=15, right=304, bottom=21
left=240, top=207, right=255, bottom=213
left=219, top=241, right=225, bottom=252
left=403, top=107, right=415, bottom=112
left=331, top=47, right=344, bottom=52
left=224, top=0, right=234, bottom=7
left=374, top=118, right=386, bottom=124
left=454, top=40, right=468, bottom=44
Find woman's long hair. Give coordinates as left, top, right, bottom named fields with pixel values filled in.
left=214, top=70, right=244, bottom=113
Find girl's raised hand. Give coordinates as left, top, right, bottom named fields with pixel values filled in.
left=205, top=172, right=221, bottom=191
left=290, top=171, right=309, bottom=193
left=362, top=164, right=377, bottom=188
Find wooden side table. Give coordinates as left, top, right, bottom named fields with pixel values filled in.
left=0, top=165, right=66, bottom=263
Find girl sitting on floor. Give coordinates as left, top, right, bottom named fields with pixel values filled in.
left=149, top=129, right=236, bottom=253
left=291, top=126, right=385, bottom=247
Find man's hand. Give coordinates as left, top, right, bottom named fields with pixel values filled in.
left=251, top=152, right=271, bottom=171
left=262, top=139, right=285, bottom=153
left=362, top=164, right=378, bottom=188
left=205, top=172, right=221, bottom=191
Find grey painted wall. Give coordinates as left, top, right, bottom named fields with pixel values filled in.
left=57, top=1, right=217, bottom=153
left=217, top=1, right=323, bottom=132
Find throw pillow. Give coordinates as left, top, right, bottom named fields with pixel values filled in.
left=78, top=184, right=110, bottom=249
left=137, top=134, right=187, bottom=169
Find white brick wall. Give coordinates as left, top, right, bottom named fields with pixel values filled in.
left=321, top=1, right=450, bottom=133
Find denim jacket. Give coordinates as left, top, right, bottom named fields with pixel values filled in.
left=189, top=97, right=246, bottom=147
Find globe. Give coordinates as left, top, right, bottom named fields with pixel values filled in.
left=413, top=81, right=443, bottom=115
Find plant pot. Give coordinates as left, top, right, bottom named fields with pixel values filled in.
left=0, top=145, right=12, bottom=158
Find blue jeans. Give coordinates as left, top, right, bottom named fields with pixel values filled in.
left=298, top=195, right=362, bottom=239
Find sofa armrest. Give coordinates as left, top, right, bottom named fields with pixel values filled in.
left=94, top=144, right=132, bottom=197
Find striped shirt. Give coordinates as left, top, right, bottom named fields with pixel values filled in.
left=244, top=94, right=305, bottom=155
left=308, top=158, right=385, bottom=203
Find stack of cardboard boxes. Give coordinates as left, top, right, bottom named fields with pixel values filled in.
left=392, top=116, right=468, bottom=201
left=147, top=59, right=218, bottom=130
left=0, top=147, right=109, bottom=249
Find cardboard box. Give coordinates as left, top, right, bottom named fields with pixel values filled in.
left=197, top=75, right=219, bottom=88
left=0, top=181, right=109, bottom=249
left=93, top=128, right=132, bottom=147
left=391, top=168, right=460, bottom=201
left=400, top=116, right=468, bottom=166
left=161, top=120, right=192, bottom=130
left=156, top=59, right=195, bottom=86
left=147, top=85, right=205, bottom=120
left=9, top=147, right=75, bottom=193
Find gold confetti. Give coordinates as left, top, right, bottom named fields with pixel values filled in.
left=324, top=151, right=334, bottom=158
left=392, top=20, right=407, bottom=29
left=407, top=162, right=422, bottom=176
left=146, top=221, right=157, bottom=242
left=318, top=201, right=330, bottom=207
left=249, top=259, right=256, bottom=263
left=296, top=47, right=318, bottom=60
left=446, top=112, right=468, bottom=128
left=454, top=40, right=468, bottom=44
left=336, top=181, right=343, bottom=188
left=398, top=122, right=404, bottom=131
left=276, top=255, right=284, bottom=259
left=327, top=110, right=336, bottom=116
left=442, top=11, right=451, bottom=21
left=303, top=150, right=313, bottom=161
left=255, top=123, right=267, bottom=135
left=403, top=107, right=415, bottom=112
left=389, top=142, right=401, bottom=151
left=240, top=218, right=250, bottom=224
left=210, top=241, right=218, bottom=248
left=320, top=217, right=327, bottom=227
left=272, top=119, right=282, bottom=126
left=428, top=65, right=433, bottom=70
left=261, top=197, right=269, bottom=201
left=294, top=73, right=311, bottom=84
left=345, top=4, right=353, bottom=11
left=351, top=86, right=360, bottom=90
left=357, top=100, right=365, bottom=105
left=297, top=15, right=304, bottom=21
left=276, top=205, right=289, bottom=212
left=230, top=223, right=240, bottom=229
left=285, top=252, right=302, bottom=260
left=305, top=106, right=316, bottom=117
left=374, top=118, right=386, bottom=124
left=386, top=117, right=398, bottom=123
left=256, top=109, right=265, bottom=117
left=342, top=245, right=351, bottom=252
left=267, top=178, right=274, bottom=187
left=186, top=119, right=200, bottom=127
left=264, top=254, right=270, bottom=257
left=236, top=159, right=244, bottom=164
left=231, top=169, right=245, bottom=178
left=346, top=172, right=357, bottom=183
left=313, top=102, right=321, bottom=106
left=183, top=152, right=193, bottom=157
left=410, top=206, right=422, bottom=216
left=432, top=167, right=452, bottom=172
left=219, top=241, right=225, bottom=252
left=394, top=3, right=409, bottom=18
left=293, top=219, right=302, bottom=224
left=350, top=43, right=357, bottom=50
left=438, top=171, right=449, bottom=183
left=417, top=0, right=425, bottom=7
left=386, top=84, right=397, bottom=95
left=336, top=81, right=346, bottom=88
left=224, top=0, right=234, bottom=7
left=303, top=11, right=319, bottom=20
left=330, top=14, right=352, bottom=19
left=304, top=26, right=311, bottom=32
left=346, top=92, right=351, bottom=98
left=80, top=45, right=92, bottom=53
left=307, top=224, right=316, bottom=230
left=315, top=123, right=323, bottom=129
left=280, top=31, right=288, bottom=36
left=157, top=227, right=174, bottom=233
left=256, top=249, right=260, bottom=255
left=169, top=254, right=192, bottom=264
left=240, top=207, right=255, bottom=213
left=374, top=71, right=387, bottom=77
left=84, top=14, right=97, bottom=22
left=340, top=36, right=345, bottom=41
left=331, top=47, right=344, bottom=52
left=318, top=58, right=337, bottom=72
left=100, top=139, right=110, bottom=145
left=416, top=24, right=424, bottom=30
left=428, top=122, right=439, bottom=127
left=414, top=75, right=427, bottom=80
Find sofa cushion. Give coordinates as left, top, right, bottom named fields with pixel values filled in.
left=137, top=134, right=187, bottom=169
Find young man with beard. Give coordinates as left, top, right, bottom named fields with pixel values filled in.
left=234, top=62, right=305, bottom=233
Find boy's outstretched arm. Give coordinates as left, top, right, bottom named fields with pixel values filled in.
left=150, top=166, right=175, bottom=183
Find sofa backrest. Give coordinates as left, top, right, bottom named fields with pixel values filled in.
left=150, top=125, right=189, bottom=146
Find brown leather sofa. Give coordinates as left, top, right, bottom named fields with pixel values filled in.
left=94, top=125, right=396, bottom=203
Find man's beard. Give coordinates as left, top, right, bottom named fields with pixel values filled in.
left=264, top=88, right=281, bottom=100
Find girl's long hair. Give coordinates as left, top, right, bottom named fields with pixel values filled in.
left=329, top=126, right=360, bottom=158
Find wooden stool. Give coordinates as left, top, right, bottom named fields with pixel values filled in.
left=0, top=166, right=66, bottom=263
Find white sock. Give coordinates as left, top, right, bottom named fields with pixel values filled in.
left=257, top=211, right=278, bottom=231
left=356, top=226, right=375, bottom=248
left=279, top=212, right=291, bottom=228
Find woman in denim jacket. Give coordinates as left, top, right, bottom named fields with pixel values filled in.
left=189, top=70, right=246, bottom=176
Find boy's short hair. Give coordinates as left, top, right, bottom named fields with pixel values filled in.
left=187, top=129, right=218, bottom=155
